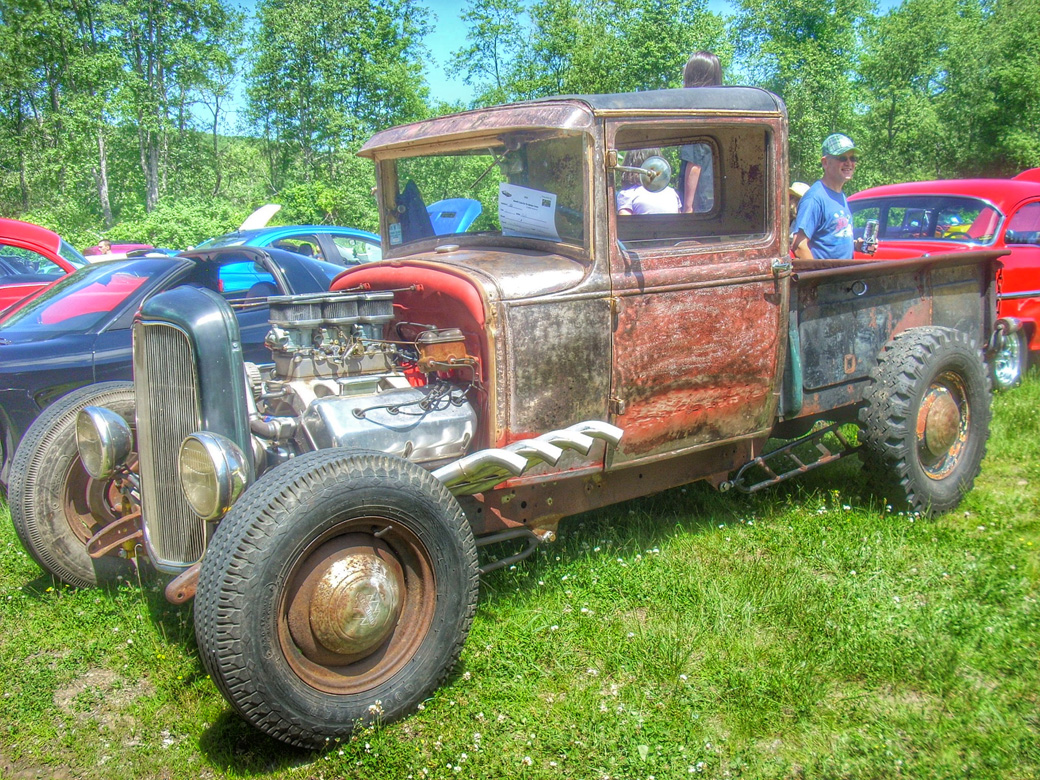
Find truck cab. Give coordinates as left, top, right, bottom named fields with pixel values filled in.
left=342, top=87, right=788, bottom=488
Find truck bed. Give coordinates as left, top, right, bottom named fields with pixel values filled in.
left=782, top=251, right=1003, bottom=421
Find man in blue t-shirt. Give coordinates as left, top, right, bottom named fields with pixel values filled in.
left=792, top=133, right=872, bottom=260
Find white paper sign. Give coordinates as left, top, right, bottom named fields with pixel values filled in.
left=499, top=183, right=560, bottom=241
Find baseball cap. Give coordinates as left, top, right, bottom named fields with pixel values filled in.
left=822, top=133, right=856, bottom=157
left=789, top=181, right=810, bottom=199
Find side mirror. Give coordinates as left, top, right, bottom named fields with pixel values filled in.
left=611, top=154, right=672, bottom=192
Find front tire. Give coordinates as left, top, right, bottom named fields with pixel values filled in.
left=860, top=327, right=990, bottom=515
left=8, top=381, right=137, bottom=587
left=194, top=450, right=479, bottom=748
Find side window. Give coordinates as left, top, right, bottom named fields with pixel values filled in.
left=851, top=206, right=879, bottom=239
left=0, top=243, right=66, bottom=278
left=272, top=235, right=321, bottom=260
left=612, top=125, right=770, bottom=250
left=331, top=236, right=383, bottom=265
left=1006, top=203, right=1040, bottom=244
left=881, top=207, right=906, bottom=238
left=214, top=261, right=278, bottom=298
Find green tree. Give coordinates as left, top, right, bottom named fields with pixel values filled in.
left=853, top=0, right=963, bottom=185
left=940, top=0, right=1040, bottom=175
left=450, top=0, right=727, bottom=104
left=447, top=0, right=527, bottom=105
left=247, top=0, right=430, bottom=192
left=108, top=0, right=242, bottom=211
left=731, top=0, right=872, bottom=183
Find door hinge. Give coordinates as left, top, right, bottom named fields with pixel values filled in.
left=609, top=396, right=628, bottom=415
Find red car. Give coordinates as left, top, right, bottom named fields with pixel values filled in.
left=850, top=169, right=1040, bottom=388
left=0, top=218, right=87, bottom=311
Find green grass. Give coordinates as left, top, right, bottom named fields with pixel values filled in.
left=2, top=375, right=1039, bottom=779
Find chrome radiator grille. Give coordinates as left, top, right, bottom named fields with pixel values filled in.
left=134, top=320, right=206, bottom=570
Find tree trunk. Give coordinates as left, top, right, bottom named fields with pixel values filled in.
left=138, top=125, right=159, bottom=212
left=211, top=98, right=223, bottom=196
left=95, top=130, right=113, bottom=228
left=146, top=137, right=160, bottom=211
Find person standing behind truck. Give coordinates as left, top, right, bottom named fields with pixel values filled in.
left=679, top=51, right=722, bottom=214
left=791, top=133, right=873, bottom=260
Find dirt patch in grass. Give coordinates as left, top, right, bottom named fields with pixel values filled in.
left=53, top=666, right=155, bottom=731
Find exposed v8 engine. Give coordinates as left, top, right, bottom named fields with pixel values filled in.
left=247, top=290, right=479, bottom=468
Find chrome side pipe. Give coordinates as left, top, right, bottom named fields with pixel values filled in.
left=433, top=421, right=624, bottom=496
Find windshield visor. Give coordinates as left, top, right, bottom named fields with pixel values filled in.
left=850, top=195, right=1003, bottom=245
left=0, top=259, right=165, bottom=339
left=380, top=131, right=588, bottom=252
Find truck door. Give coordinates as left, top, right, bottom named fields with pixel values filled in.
left=606, top=122, right=787, bottom=466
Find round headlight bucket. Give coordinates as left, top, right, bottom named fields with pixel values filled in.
left=178, top=432, right=249, bottom=521
left=76, top=406, right=133, bottom=480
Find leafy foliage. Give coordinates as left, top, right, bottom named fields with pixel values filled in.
left=0, top=0, right=1037, bottom=249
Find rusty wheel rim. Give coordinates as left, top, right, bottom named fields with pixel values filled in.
left=279, top=518, right=437, bottom=695
left=915, top=370, right=970, bottom=479
left=61, top=460, right=122, bottom=544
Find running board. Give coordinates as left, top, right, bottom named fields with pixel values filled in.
left=721, top=422, right=862, bottom=494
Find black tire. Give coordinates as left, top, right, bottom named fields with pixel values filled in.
left=194, top=449, right=479, bottom=748
left=991, top=328, right=1026, bottom=390
left=859, top=327, right=991, bottom=515
left=8, top=381, right=137, bottom=587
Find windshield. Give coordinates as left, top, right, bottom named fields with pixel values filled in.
left=195, top=233, right=248, bottom=250
left=0, top=259, right=167, bottom=339
left=58, top=239, right=89, bottom=268
left=850, top=195, right=1003, bottom=245
left=382, top=131, right=588, bottom=252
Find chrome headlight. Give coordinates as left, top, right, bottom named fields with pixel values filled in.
left=76, top=406, right=133, bottom=480
left=178, top=432, right=248, bottom=521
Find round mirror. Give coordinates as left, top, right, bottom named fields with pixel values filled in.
left=639, top=156, right=672, bottom=192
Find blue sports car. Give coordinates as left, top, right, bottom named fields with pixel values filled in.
left=194, top=224, right=384, bottom=266
left=0, top=245, right=344, bottom=488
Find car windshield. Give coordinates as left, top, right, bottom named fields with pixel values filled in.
left=58, top=239, right=90, bottom=268
left=851, top=195, right=1003, bottom=245
left=380, top=130, right=588, bottom=253
left=194, top=233, right=249, bottom=250
left=0, top=259, right=166, bottom=339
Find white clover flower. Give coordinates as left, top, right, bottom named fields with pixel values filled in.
left=522, top=756, right=533, bottom=766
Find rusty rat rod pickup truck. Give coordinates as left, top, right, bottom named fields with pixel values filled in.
left=9, top=87, right=1003, bottom=747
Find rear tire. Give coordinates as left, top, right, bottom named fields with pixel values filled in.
left=860, top=327, right=990, bottom=515
left=8, top=381, right=137, bottom=587
left=991, top=328, right=1025, bottom=390
left=194, top=450, right=479, bottom=748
